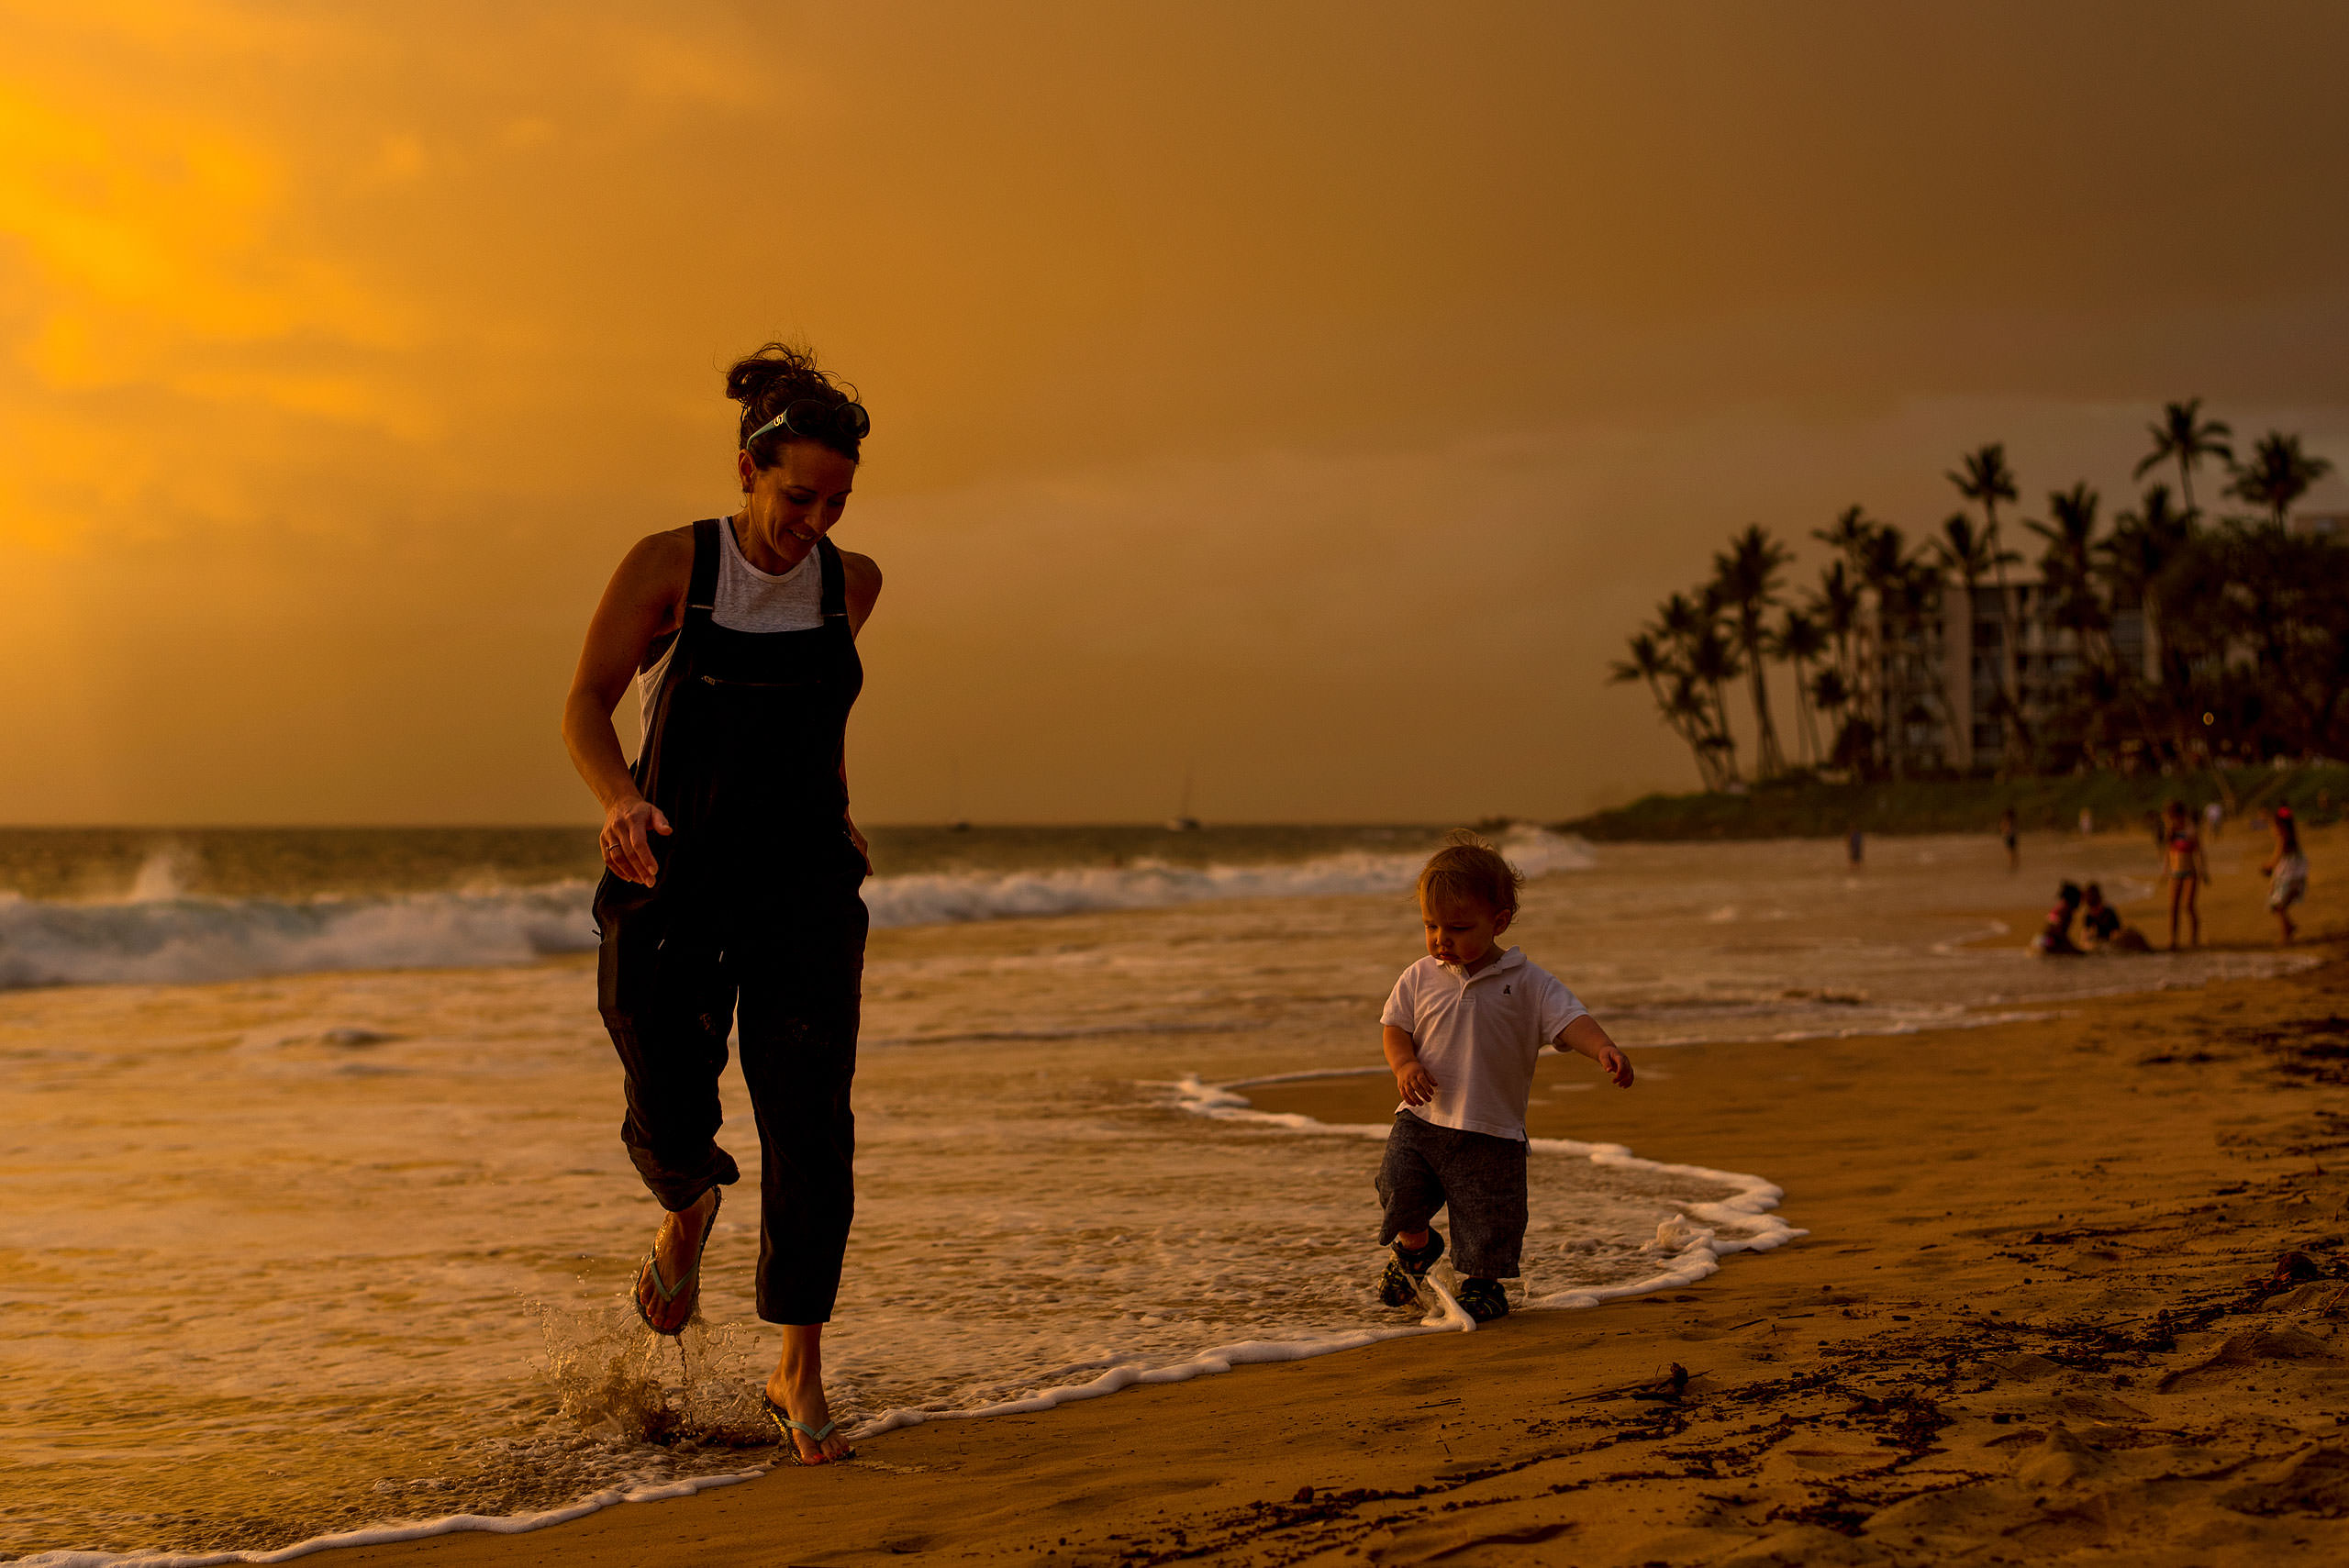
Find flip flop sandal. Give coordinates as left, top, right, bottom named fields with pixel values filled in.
left=763, top=1393, right=858, bottom=1465
left=1377, top=1230, right=1446, bottom=1307
left=633, top=1187, right=721, bottom=1337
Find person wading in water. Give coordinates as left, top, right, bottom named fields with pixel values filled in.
left=562, top=342, right=881, bottom=1466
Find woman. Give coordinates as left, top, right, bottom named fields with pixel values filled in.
left=561, top=343, right=881, bottom=1466
left=2161, top=797, right=2209, bottom=951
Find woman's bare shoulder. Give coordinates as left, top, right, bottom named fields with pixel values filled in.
left=838, top=548, right=883, bottom=632
left=613, top=525, right=696, bottom=598
left=839, top=548, right=883, bottom=598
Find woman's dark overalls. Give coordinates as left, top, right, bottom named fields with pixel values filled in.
left=593, top=518, right=868, bottom=1326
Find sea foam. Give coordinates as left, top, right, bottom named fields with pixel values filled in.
left=5, top=1057, right=1791, bottom=1568
left=0, top=828, right=1591, bottom=989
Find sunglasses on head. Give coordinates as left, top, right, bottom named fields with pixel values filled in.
left=743, top=397, right=871, bottom=450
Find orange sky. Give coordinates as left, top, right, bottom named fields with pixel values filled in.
left=6, top=1, right=2348, bottom=824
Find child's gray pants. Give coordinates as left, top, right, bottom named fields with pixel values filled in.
left=1375, top=1112, right=1529, bottom=1279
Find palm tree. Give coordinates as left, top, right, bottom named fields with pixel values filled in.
left=1774, top=606, right=1829, bottom=767
left=1656, top=590, right=1709, bottom=649
left=2027, top=484, right=2104, bottom=626
left=2101, top=484, right=2195, bottom=672
left=1809, top=666, right=1854, bottom=768
left=1806, top=560, right=1866, bottom=720
left=1610, top=628, right=1720, bottom=786
left=1841, top=522, right=1932, bottom=773
left=1949, top=443, right=2025, bottom=771
left=1931, top=513, right=2020, bottom=769
left=2026, top=484, right=2110, bottom=751
left=2226, top=431, right=2336, bottom=528
left=1685, top=613, right=1744, bottom=785
left=2100, top=484, right=2197, bottom=765
left=1654, top=590, right=1742, bottom=787
left=2133, top=397, right=2232, bottom=516
left=1873, top=551, right=1953, bottom=776
left=1664, top=673, right=1725, bottom=785
left=1712, top=524, right=1791, bottom=778
left=1812, top=504, right=1875, bottom=568
left=1811, top=505, right=1883, bottom=684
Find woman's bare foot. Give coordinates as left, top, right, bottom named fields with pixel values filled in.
left=635, top=1187, right=718, bottom=1332
left=766, top=1325, right=852, bottom=1464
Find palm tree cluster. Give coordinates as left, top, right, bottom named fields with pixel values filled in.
left=1612, top=401, right=2343, bottom=784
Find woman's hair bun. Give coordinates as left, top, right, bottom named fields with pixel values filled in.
left=727, top=341, right=863, bottom=465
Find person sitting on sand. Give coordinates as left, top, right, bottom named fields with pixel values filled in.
left=2162, top=798, right=2210, bottom=951
left=2263, top=806, right=2310, bottom=947
left=1375, top=831, right=1633, bottom=1324
left=2079, top=883, right=2151, bottom=952
left=2031, top=882, right=2085, bottom=956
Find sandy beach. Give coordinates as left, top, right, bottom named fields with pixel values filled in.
left=302, top=839, right=2349, bottom=1568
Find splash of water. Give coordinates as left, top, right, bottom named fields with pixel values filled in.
left=535, top=1298, right=774, bottom=1451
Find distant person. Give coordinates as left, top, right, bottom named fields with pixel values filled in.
left=1375, top=832, right=1633, bottom=1324
left=1846, top=826, right=1865, bottom=867
left=2263, top=806, right=2310, bottom=946
left=2031, top=882, right=2085, bottom=956
left=562, top=342, right=881, bottom=1466
left=2079, top=882, right=2150, bottom=952
left=2162, top=797, right=2210, bottom=951
left=1999, top=806, right=2019, bottom=872
left=2204, top=798, right=2225, bottom=841
left=2078, top=806, right=2094, bottom=837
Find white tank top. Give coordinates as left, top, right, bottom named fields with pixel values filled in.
left=637, top=519, right=826, bottom=743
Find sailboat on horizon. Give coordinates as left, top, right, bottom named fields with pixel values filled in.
left=1165, top=770, right=1202, bottom=833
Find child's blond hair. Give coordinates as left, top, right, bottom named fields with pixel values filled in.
left=1416, top=828, right=1524, bottom=915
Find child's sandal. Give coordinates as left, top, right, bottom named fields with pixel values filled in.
left=1376, top=1230, right=1446, bottom=1307
left=1455, top=1277, right=1509, bottom=1323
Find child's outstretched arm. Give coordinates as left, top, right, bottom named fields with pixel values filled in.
left=1557, top=1015, right=1634, bottom=1088
left=1384, top=1025, right=1438, bottom=1106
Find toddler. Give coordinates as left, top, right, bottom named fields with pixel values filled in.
left=1375, top=831, right=1633, bottom=1323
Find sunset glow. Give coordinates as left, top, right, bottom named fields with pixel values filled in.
left=5, top=1, right=2345, bottom=822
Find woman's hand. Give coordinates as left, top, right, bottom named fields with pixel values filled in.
left=602, top=798, right=673, bottom=886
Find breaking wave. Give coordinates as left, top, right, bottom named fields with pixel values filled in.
left=0, top=828, right=1593, bottom=989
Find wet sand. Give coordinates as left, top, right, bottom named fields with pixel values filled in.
left=328, top=840, right=2349, bottom=1566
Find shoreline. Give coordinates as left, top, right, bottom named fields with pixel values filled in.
left=1563, top=766, right=2349, bottom=843
left=17, top=1060, right=1814, bottom=1568
left=301, top=960, right=2349, bottom=1561
left=19, top=857, right=2348, bottom=1566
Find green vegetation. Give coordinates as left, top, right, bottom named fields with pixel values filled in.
left=1609, top=398, right=2344, bottom=781
left=1558, top=765, right=2349, bottom=843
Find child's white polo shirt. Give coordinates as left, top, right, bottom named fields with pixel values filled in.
left=1380, top=947, right=1587, bottom=1141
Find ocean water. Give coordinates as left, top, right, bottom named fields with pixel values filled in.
left=0, top=825, right=2301, bottom=1564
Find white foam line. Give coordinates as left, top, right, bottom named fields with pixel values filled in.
left=15, top=1057, right=1790, bottom=1568
left=1163, top=1073, right=1807, bottom=1310
left=1930, top=918, right=2011, bottom=954
left=4, top=1473, right=763, bottom=1568
left=839, top=1314, right=1467, bottom=1443
left=1219, top=1064, right=1395, bottom=1090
